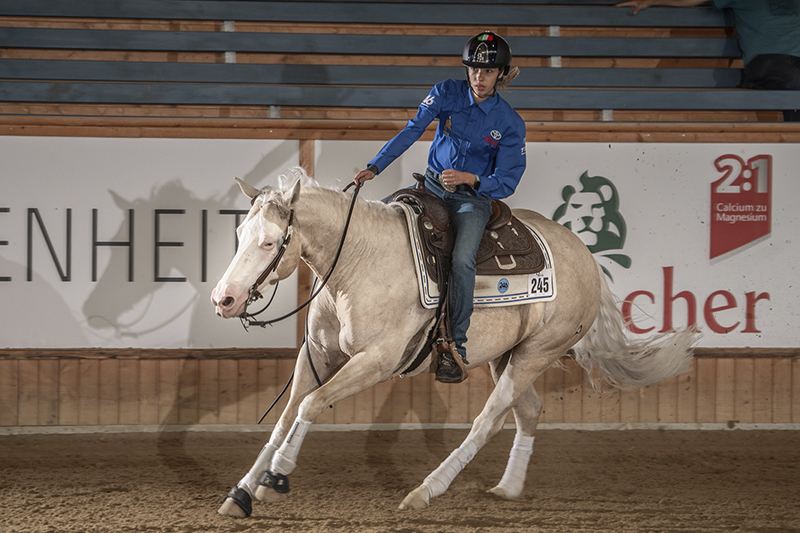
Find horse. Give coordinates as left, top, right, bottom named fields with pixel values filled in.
left=210, top=167, right=697, bottom=517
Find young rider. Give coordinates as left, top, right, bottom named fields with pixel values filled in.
left=354, top=31, right=527, bottom=383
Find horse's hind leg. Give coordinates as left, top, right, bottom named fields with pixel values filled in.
left=478, top=354, right=540, bottom=500
left=399, top=345, right=560, bottom=510
left=399, top=352, right=543, bottom=509
left=487, top=383, right=540, bottom=499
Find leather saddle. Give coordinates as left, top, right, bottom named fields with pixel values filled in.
left=388, top=173, right=545, bottom=285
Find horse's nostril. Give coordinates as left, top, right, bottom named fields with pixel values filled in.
left=222, top=296, right=234, bottom=307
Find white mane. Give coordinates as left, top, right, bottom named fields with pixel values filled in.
left=276, top=166, right=319, bottom=193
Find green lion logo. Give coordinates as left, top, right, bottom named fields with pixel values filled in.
left=553, top=171, right=631, bottom=280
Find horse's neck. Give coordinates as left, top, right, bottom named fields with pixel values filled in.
left=295, top=187, right=397, bottom=283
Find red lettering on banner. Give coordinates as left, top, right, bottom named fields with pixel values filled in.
left=661, top=266, right=696, bottom=332
left=743, top=291, right=770, bottom=333
left=703, top=290, right=738, bottom=333
left=622, top=267, right=770, bottom=335
left=710, top=154, right=772, bottom=259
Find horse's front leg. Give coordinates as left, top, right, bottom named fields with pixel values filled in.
left=217, top=342, right=331, bottom=518
left=217, top=428, right=285, bottom=518
left=253, top=349, right=392, bottom=504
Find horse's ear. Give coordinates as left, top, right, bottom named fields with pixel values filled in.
left=235, top=177, right=261, bottom=200
left=287, top=178, right=302, bottom=205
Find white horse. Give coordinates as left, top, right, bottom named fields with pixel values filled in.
left=210, top=168, right=697, bottom=517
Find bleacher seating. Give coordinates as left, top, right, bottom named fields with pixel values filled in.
left=1, top=0, right=799, bottom=140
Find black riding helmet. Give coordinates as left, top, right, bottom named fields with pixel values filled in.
left=462, top=31, right=512, bottom=78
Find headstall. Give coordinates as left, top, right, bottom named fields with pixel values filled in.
left=238, top=181, right=362, bottom=330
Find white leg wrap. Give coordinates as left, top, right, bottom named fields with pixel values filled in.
left=239, top=443, right=279, bottom=496
left=495, top=435, right=535, bottom=497
left=423, top=440, right=478, bottom=498
left=270, top=418, right=312, bottom=476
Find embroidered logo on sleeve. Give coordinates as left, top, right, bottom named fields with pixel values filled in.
left=422, top=95, right=436, bottom=107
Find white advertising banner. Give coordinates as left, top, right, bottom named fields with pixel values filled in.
left=0, top=137, right=300, bottom=349
left=1, top=137, right=797, bottom=349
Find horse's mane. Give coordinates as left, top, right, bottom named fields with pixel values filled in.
left=276, top=166, right=319, bottom=193
left=253, top=167, right=323, bottom=218
left=272, top=166, right=398, bottom=225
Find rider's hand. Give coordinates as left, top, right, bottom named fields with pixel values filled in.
left=354, top=168, right=376, bottom=185
left=441, top=169, right=479, bottom=188
left=615, top=1, right=653, bottom=14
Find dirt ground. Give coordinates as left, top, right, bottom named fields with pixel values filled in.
left=0, top=428, right=798, bottom=533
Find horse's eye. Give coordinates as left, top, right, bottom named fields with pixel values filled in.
left=261, top=241, right=275, bottom=249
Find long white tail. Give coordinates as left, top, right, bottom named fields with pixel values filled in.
left=571, top=264, right=699, bottom=389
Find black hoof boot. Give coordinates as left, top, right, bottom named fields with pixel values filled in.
left=222, top=486, right=252, bottom=517
left=259, top=470, right=290, bottom=494
left=435, top=352, right=467, bottom=383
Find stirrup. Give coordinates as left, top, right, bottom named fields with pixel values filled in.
left=435, top=344, right=469, bottom=384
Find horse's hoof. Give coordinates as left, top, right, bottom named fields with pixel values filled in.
left=255, top=484, right=285, bottom=503
left=218, top=486, right=252, bottom=518
left=255, top=470, right=289, bottom=503
left=218, top=498, right=249, bottom=518
left=398, top=485, right=430, bottom=510
left=488, top=485, right=520, bottom=500
left=487, top=486, right=508, bottom=499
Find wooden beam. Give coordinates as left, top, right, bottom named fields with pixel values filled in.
left=0, top=347, right=797, bottom=361
left=297, top=138, right=316, bottom=349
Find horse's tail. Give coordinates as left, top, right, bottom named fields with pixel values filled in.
left=571, top=263, right=699, bottom=389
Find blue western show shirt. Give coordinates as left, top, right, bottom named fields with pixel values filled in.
left=368, top=78, right=527, bottom=200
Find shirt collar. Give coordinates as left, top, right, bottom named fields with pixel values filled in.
left=464, top=81, right=499, bottom=114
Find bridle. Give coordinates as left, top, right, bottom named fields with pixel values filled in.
left=238, top=180, right=362, bottom=331
left=237, top=208, right=295, bottom=329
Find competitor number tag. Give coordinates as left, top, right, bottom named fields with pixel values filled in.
left=527, top=269, right=554, bottom=298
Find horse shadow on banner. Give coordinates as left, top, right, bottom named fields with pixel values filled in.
left=0, top=256, right=89, bottom=346
left=82, top=140, right=297, bottom=347
left=80, top=140, right=299, bottom=485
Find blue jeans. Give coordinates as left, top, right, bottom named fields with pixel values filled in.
left=424, top=169, right=492, bottom=359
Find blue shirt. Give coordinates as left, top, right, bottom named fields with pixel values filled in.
left=713, top=0, right=800, bottom=65
left=368, top=79, right=527, bottom=200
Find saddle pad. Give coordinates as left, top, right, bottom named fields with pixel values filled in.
left=394, top=203, right=557, bottom=309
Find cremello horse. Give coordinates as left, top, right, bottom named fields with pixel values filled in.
left=211, top=168, right=696, bottom=517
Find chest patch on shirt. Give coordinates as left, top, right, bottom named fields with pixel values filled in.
left=484, top=130, right=501, bottom=147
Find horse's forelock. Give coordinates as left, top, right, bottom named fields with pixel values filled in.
left=256, top=187, right=291, bottom=219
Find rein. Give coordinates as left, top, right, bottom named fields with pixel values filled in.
left=239, top=181, right=362, bottom=330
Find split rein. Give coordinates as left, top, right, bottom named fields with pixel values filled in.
left=238, top=180, right=363, bottom=331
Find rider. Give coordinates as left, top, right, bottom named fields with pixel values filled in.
left=353, top=31, right=527, bottom=383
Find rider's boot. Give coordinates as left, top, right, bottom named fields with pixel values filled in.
left=435, top=343, right=468, bottom=383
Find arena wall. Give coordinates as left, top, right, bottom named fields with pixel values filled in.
left=1, top=137, right=798, bottom=430
left=2, top=5, right=798, bottom=430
